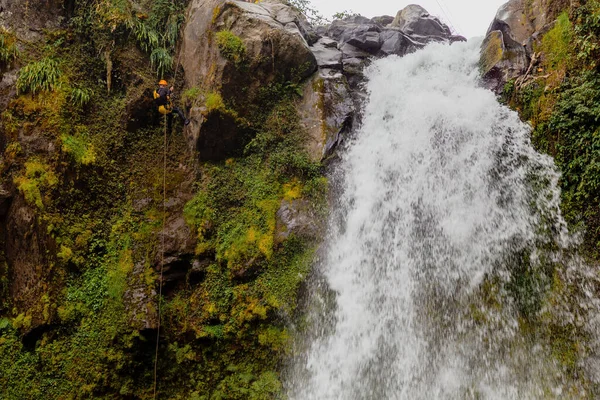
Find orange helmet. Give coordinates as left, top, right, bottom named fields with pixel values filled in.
left=159, top=79, right=168, bottom=85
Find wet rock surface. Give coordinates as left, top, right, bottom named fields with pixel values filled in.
left=298, top=4, right=461, bottom=162
left=480, top=0, right=560, bottom=94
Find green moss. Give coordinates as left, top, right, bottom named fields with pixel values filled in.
left=0, top=1, right=324, bottom=397
left=539, top=12, right=573, bottom=73
left=480, top=31, right=504, bottom=74
left=216, top=30, right=246, bottom=65
left=61, top=128, right=97, bottom=165
left=13, top=160, right=58, bottom=209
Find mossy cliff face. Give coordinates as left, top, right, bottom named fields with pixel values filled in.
left=180, top=0, right=318, bottom=161
left=480, top=0, right=600, bottom=394
left=0, top=0, right=330, bottom=398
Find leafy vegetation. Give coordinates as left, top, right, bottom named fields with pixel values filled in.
left=0, top=29, right=18, bottom=64
left=0, top=0, right=325, bottom=398
left=16, top=58, right=62, bottom=95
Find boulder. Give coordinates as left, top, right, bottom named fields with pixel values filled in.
left=379, top=30, right=420, bottom=57
left=297, top=70, right=354, bottom=161
left=344, top=28, right=381, bottom=54
left=390, top=5, right=451, bottom=38
left=323, top=5, right=456, bottom=61
left=371, top=15, right=395, bottom=27
left=480, top=30, right=528, bottom=93
left=181, top=0, right=318, bottom=161
left=259, top=0, right=320, bottom=45
left=479, top=0, right=560, bottom=93
left=327, top=20, right=383, bottom=54
left=488, top=0, right=547, bottom=46
left=311, top=38, right=343, bottom=70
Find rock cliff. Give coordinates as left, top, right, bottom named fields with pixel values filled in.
left=0, top=0, right=459, bottom=397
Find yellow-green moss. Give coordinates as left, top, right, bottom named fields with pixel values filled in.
left=13, top=160, right=58, bottom=209
left=480, top=31, right=504, bottom=74
left=215, top=30, right=246, bottom=65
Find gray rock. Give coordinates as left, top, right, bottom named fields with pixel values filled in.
left=338, top=43, right=371, bottom=60
left=371, top=15, right=395, bottom=27
left=260, top=0, right=320, bottom=45
left=319, top=37, right=339, bottom=48
left=345, top=29, right=381, bottom=54
left=275, top=199, right=321, bottom=243
left=0, top=0, right=64, bottom=42
left=379, top=30, right=420, bottom=56
left=311, top=39, right=343, bottom=70
left=390, top=4, right=451, bottom=38
left=181, top=0, right=317, bottom=160
left=487, top=0, right=547, bottom=45
left=480, top=30, right=528, bottom=93
left=297, top=70, right=354, bottom=161
left=343, top=15, right=372, bottom=25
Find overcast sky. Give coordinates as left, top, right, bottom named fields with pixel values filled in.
left=309, top=0, right=508, bottom=39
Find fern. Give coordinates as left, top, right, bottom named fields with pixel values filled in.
left=70, top=87, right=93, bottom=107
left=16, top=58, right=62, bottom=95
left=0, top=31, right=18, bottom=64
left=133, top=20, right=160, bottom=52
left=150, top=47, right=173, bottom=77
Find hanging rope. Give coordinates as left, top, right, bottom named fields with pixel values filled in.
left=153, top=42, right=185, bottom=399
left=153, top=112, right=167, bottom=400
left=434, top=0, right=464, bottom=36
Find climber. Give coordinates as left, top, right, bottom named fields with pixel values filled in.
left=154, top=79, right=190, bottom=127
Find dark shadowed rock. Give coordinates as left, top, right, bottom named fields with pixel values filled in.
left=4, top=195, right=57, bottom=331
left=379, top=30, right=420, bottom=56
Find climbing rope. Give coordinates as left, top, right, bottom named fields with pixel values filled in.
left=434, top=0, right=463, bottom=36
left=153, top=45, right=185, bottom=399
left=153, top=113, right=167, bottom=399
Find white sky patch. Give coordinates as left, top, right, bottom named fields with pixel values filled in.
left=308, top=0, right=508, bottom=39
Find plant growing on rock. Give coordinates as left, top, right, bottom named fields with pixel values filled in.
left=0, top=30, right=18, bottom=64
left=216, top=30, right=246, bottom=66
left=16, top=57, right=62, bottom=95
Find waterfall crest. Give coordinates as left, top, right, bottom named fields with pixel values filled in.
left=287, top=40, right=598, bottom=399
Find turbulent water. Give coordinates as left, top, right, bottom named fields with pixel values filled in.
left=287, top=40, right=600, bottom=399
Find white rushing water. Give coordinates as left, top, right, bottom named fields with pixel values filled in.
left=287, top=40, right=599, bottom=399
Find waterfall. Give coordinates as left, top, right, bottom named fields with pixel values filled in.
left=286, top=40, right=600, bottom=399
